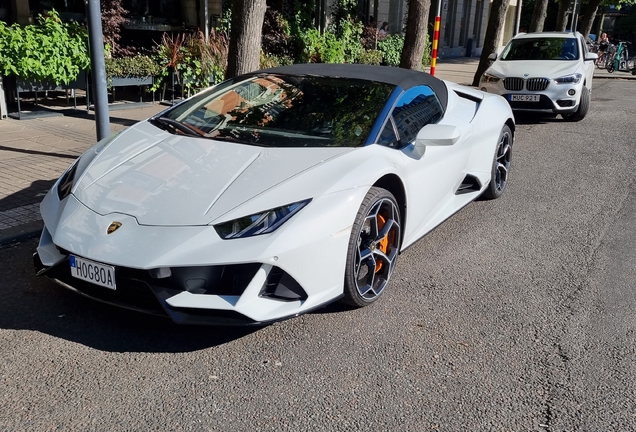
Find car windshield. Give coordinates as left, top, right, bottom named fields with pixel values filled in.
left=500, top=37, right=579, bottom=61
left=157, top=74, right=395, bottom=148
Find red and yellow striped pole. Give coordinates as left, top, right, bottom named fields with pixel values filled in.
left=430, top=15, right=441, bottom=76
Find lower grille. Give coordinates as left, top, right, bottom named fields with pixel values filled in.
left=557, top=100, right=575, bottom=107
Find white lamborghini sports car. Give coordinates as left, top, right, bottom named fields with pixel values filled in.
left=34, top=64, right=515, bottom=325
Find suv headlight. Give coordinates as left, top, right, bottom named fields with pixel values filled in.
left=214, top=199, right=311, bottom=239
left=481, top=73, right=502, bottom=84
left=554, top=73, right=582, bottom=84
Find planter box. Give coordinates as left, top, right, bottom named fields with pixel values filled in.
left=7, top=71, right=90, bottom=120
left=110, top=76, right=153, bottom=87
left=15, top=71, right=89, bottom=92
left=108, top=76, right=155, bottom=104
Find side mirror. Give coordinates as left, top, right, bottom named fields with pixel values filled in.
left=488, top=52, right=498, bottom=61
left=584, top=52, right=598, bottom=61
left=410, top=124, right=461, bottom=159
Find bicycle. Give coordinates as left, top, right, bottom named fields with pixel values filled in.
left=607, top=41, right=632, bottom=73
left=596, top=44, right=614, bottom=69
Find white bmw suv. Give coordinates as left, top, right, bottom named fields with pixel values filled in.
left=480, top=32, right=597, bottom=121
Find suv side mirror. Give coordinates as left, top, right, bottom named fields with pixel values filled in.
left=584, top=52, right=598, bottom=61
left=488, top=52, right=498, bottom=61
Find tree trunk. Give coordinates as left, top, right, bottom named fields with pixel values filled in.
left=529, top=0, right=549, bottom=32
left=226, top=0, right=267, bottom=78
left=472, top=0, right=510, bottom=86
left=555, top=0, right=569, bottom=31
left=399, top=0, right=431, bottom=71
left=579, top=1, right=601, bottom=38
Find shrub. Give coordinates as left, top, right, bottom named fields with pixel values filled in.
left=0, top=10, right=89, bottom=84
left=105, top=55, right=161, bottom=79
left=377, top=34, right=404, bottom=66
left=298, top=28, right=345, bottom=64
left=262, top=6, right=292, bottom=57
left=338, top=18, right=364, bottom=63
left=260, top=52, right=294, bottom=69
left=357, top=50, right=383, bottom=65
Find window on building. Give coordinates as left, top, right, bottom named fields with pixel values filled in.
left=443, top=0, right=457, bottom=47
left=459, top=0, right=472, bottom=48
left=473, top=0, right=484, bottom=48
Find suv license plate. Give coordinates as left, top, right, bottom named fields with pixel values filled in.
left=69, top=255, right=116, bottom=290
left=511, top=94, right=540, bottom=102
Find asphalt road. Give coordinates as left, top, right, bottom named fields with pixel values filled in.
left=1, top=79, right=635, bottom=431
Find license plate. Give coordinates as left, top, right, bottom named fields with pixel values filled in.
left=69, top=255, right=116, bottom=290
left=510, top=94, right=540, bottom=102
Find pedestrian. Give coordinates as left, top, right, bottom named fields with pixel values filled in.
left=598, top=32, right=610, bottom=62
left=378, top=21, right=389, bottom=37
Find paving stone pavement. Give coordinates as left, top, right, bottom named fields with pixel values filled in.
left=0, top=58, right=632, bottom=244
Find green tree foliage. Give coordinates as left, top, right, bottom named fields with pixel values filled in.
left=0, top=10, right=89, bottom=84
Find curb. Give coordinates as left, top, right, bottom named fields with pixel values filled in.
left=0, top=220, right=43, bottom=247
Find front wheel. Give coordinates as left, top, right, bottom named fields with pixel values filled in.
left=481, top=124, right=513, bottom=200
left=562, top=86, right=590, bottom=122
left=342, top=187, right=401, bottom=308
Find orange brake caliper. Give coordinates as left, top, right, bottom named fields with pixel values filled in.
left=376, top=214, right=390, bottom=273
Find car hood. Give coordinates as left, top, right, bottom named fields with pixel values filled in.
left=73, top=121, right=353, bottom=226
left=487, top=60, right=580, bottom=79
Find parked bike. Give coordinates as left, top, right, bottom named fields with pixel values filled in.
left=607, top=41, right=633, bottom=73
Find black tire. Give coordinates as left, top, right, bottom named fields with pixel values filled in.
left=342, top=187, right=401, bottom=308
left=562, top=86, right=590, bottom=122
left=481, top=124, right=513, bottom=200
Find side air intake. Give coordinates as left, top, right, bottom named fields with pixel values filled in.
left=456, top=174, right=482, bottom=195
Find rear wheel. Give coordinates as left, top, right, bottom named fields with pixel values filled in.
left=481, top=125, right=513, bottom=200
left=342, top=187, right=401, bottom=308
left=562, top=86, right=590, bottom=122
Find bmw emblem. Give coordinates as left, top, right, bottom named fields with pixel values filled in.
left=524, top=73, right=529, bottom=77
left=107, top=222, right=122, bottom=234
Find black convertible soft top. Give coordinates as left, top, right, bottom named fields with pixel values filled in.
left=255, top=63, right=449, bottom=111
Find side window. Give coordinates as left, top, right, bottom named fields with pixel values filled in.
left=579, top=36, right=588, bottom=57
left=391, top=86, right=444, bottom=146
left=378, top=119, right=398, bottom=147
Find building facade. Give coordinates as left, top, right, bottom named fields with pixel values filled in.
left=358, top=0, right=520, bottom=58
left=2, top=0, right=519, bottom=57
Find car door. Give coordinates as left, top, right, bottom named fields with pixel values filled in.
left=376, top=86, right=471, bottom=242
left=578, top=34, right=595, bottom=88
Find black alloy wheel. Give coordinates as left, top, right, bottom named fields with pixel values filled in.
left=342, top=187, right=401, bottom=308
left=482, top=124, right=513, bottom=200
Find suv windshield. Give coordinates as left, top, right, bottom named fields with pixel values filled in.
left=501, top=37, right=579, bottom=61
left=157, top=74, right=395, bottom=148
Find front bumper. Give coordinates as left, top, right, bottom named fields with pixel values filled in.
left=33, top=249, right=327, bottom=325
left=481, top=81, right=582, bottom=114
left=35, top=187, right=367, bottom=324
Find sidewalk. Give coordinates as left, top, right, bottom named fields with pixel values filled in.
left=0, top=58, right=633, bottom=245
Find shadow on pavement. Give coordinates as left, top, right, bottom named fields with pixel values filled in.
left=0, top=179, right=55, bottom=212
left=0, top=239, right=261, bottom=352
left=514, top=112, right=564, bottom=125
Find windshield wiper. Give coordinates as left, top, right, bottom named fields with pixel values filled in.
left=150, top=116, right=205, bottom=138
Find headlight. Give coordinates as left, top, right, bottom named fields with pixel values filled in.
left=481, top=73, right=501, bottom=84
left=554, top=73, right=582, bottom=84
left=214, top=199, right=311, bottom=239
left=57, top=158, right=80, bottom=200
left=56, top=132, right=120, bottom=201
